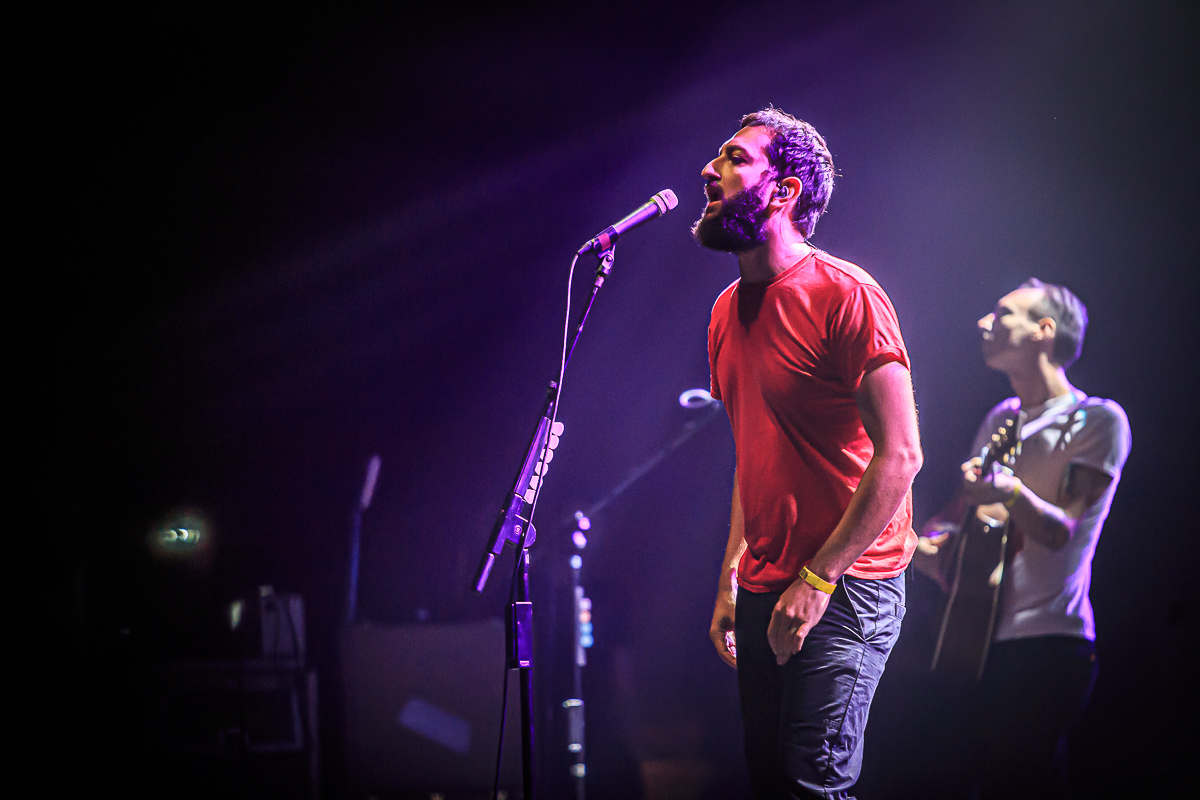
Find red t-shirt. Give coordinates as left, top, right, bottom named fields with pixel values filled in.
left=708, top=250, right=916, bottom=591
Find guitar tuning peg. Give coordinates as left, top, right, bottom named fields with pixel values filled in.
left=551, top=421, right=565, bottom=436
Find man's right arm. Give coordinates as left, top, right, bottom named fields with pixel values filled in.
left=710, top=469, right=746, bottom=669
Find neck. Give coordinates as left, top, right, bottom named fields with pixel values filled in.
left=1007, top=353, right=1075, bottom=410
left=735, top=214, right=812, bottom=283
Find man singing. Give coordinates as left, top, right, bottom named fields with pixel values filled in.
left=698, top=108, right=922, bottom=799
left=919, top=280, right=1131, bottom=798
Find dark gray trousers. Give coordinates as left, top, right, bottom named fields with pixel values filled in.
left=734, top=575, right=905, bottom=799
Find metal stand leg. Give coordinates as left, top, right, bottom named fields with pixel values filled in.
left=508, top=548, right=536, bottom=799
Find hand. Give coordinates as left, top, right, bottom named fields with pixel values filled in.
left=709, top=590, right=738, bottom=668
left=918, top=519, right=955, bottom=552
left=915, top=505, right=962, bottom=590
left=767, top=576, right=833, bottom=665
left=917, top=532, right=950, bottom=551
left=961, top=456, right=1020, bottom=506
left=919, top=510, right=960, bottom=541
left=913, top=535, right=951, bottom=590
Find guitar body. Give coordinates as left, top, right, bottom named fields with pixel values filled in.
left=929, top=413, right=1023, bottom=680
left=929, top=508, right=1007, bottom=680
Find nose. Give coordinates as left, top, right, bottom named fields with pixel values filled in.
left=978, top=313, right=994, bottom=332
left=701, top=159, right=719, bottom=181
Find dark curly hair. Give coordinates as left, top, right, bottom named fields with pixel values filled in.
left=1018, top=278, right=1089, bottom=368
left=740, top=107, right=835, bottom=239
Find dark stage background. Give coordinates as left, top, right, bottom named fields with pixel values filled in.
left=53, top=1, right=1198, bottom=797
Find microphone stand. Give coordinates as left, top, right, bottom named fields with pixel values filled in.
left=558, top=392, right=722, bottom=797
left=472, top=246, right=617, bottom=800
left=345, top=455, right=381, bottom=625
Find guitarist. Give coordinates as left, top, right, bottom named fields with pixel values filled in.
left=918, top=279, right=1131, bottom=799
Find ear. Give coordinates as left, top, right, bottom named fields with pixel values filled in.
left=773, top=176, right=802, bottom=200
left=770, top=177, right=804, bottom=219
left=1035, top=316, right=1056, bottom=342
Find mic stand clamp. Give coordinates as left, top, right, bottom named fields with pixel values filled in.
left=592, top=247, right=615, bottom=290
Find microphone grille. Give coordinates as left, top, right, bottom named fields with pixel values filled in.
left=655, top=189, right=678, bottom=212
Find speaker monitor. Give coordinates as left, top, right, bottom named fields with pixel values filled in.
left=340, top=619, right=523, bottom=794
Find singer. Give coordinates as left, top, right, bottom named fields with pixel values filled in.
left=699, top=108, right=922, bottom=799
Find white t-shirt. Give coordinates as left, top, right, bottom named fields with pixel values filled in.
left=968, top=391, right=1132, bottom=642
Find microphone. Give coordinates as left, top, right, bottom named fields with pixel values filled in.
left=359, top=454, right=381, bottom=512
left=578, top=189, right=678, bottom=254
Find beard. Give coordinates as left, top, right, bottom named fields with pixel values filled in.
left=691, top=177, right=772, bottom=253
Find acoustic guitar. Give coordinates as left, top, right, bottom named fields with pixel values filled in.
left=929, top=412, right=1024, bottom=680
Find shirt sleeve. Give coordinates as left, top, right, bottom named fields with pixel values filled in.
left=828, top=283, right=911, bottom=391
left=1067, top=401, right=1132, bottom=480
left=708, top=298, right=723, bottom=402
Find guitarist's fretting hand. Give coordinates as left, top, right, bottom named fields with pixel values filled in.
left=961, top=455, right=1021, bottom=507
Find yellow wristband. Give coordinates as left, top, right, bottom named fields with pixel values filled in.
left=1004, top=477, right=1023, bottom=508
left=799, top=565, right=836, bottom=594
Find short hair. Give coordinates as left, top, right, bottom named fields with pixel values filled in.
left=1018, top=278, right=1088, bottom=367
left=740, top=107, right=835, bottom=239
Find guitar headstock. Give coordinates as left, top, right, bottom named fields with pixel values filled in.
left=983, top=414, right=1022, bottom=473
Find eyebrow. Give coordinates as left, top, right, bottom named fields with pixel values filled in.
left=719, top=143, right=753, bottom=159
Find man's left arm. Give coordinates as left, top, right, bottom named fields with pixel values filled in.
left=767, top=361, right=923, bottom=664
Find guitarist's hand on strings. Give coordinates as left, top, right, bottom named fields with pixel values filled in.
left=961, top=455, right=1021, bottom=507
left=767, top=575, right=834, bottom=666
